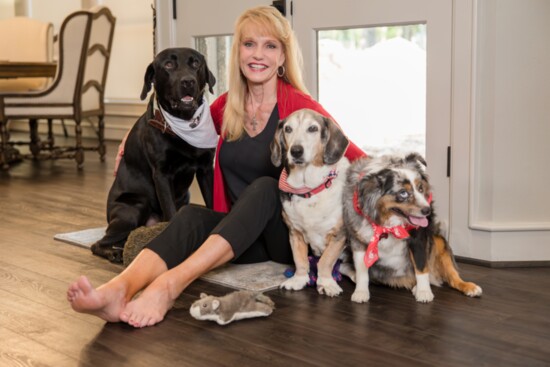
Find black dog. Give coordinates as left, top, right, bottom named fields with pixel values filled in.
left=91, top=48, right=217, bottom=263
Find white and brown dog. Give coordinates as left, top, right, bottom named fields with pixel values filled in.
left=343, top=153, right=482, bottom=303
left=271, top=109, right=351, bottom=297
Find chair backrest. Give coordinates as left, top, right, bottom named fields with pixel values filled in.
left=81, top=7, right=116, bottom=116
left=0, top=17, right=54, bottom=91
left=41, top=7, right=116, bottom=115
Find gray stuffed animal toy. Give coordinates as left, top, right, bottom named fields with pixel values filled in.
left=189, top=290, right=275, bottom=325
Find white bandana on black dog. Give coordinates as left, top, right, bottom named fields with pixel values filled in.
left=155, top=97, right=218, bottom=149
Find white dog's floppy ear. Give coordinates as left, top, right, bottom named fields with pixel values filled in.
left=140, top=63, right=155, bottom=100
left=322, top=116, right=349, bottom=165
left=270, top=119, right=287, bottom=167
left=212, top=300, right=220, bottom=311
left=200, top=293, right=208, bottom=298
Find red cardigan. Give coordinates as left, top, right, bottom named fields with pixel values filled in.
left=210, top=78, right=366, bottom=213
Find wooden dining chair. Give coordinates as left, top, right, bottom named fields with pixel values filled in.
left=0, top=6, right=116, bottom=169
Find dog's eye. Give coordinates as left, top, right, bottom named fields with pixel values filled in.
left=284, top=126, right=292, bottom=134
left=417, top=184, right=424, bottom=193
left=307, top=125, right=318, bottom=133
left=398, top=190, right=409, bottom=200
left=190, top=59, right=200, bottom=69
left=164, top=61, right=175, bottom=70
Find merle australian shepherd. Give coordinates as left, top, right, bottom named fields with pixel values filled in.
left=342, top=153, right=482, bottom=303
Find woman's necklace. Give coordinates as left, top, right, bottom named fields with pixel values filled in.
left=249, top=93, right=264, bottom=132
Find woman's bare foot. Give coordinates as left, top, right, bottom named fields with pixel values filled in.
left=67, top=275, right=128, bottom=323
left=120, top=274, right=177, bottom=328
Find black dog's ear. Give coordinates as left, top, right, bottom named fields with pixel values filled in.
left=140, top=63, right=155, bottom=100
left=270, top=119, right=287, bottom=167
left=204, top=62, right=216, bottom=94
left=322, top=116, right=349, bottom=165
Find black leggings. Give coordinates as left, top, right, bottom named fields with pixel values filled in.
left=146, top=176, right=293, bottom=269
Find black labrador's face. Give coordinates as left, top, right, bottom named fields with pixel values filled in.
left=141, top=48, right=216, bottom=120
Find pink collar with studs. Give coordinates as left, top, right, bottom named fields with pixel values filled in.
left=278, top=167, right=338, bottom=199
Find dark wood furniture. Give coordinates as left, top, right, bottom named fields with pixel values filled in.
left=0, top=61, right=57, bottom=79
left=0, top=61, right=58, bottom=165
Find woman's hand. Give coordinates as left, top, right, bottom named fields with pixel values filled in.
left=114, top=131, right=130, bottom=176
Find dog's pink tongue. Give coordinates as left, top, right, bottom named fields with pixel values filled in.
left=182, top=96, right=194, bottom=102
left=409, top=216, right=429, bottom=227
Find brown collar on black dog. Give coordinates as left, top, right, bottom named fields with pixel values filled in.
left=148, top=105, right=177, bottom=136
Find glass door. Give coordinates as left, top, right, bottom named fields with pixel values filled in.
left=317, top=25, right=427, bottom=157
left=293, top=0, right=452, bottom=228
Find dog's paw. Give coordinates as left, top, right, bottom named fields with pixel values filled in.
left=338, top=263, right=356, bottom=283
left=108, top=248, right=124, bottom=264
left=90, top=242, right=109, bottom=258
left=91, top=243, right=123, bottom=264
left=280, top=275, right=309, bottom=291
left=351, top=289, right=370, bottom=303
left=316, top=277, right=343, bottom=297
left=463, top=282, right=483, bottom=297
left=412, top=286, right=434, bottom=303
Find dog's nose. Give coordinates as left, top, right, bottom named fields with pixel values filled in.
left=181, top=77, right=196, bottom=89
left=290, top=145, right=303, bottom=158
left=421, top=207, right=431, bottom=216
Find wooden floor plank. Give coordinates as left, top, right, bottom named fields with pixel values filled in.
left=0, top=326, right=76, bottom=367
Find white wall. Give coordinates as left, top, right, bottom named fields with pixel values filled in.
left=28, top=0, right=81, bottom=27
left=450, top=0, right=550, bottom=263
left=0, top=0, right=15, bottom=17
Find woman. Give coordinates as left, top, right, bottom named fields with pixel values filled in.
left=67, top=5, right=365, bottom=328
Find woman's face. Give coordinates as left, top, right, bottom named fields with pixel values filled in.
left=239, top=26, right=285, bottom=86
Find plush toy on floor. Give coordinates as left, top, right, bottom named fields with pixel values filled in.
left=189, top=290, right=275, bottom=325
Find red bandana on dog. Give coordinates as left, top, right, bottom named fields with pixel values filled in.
left=278, top=168, right=338, bottom=198
left=353, top=188, right=433, bottom=268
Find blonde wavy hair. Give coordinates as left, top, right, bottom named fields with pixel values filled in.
left=222, top=5, right=308, bottom=141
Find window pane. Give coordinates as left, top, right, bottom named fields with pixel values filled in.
left=318, top=25, right=427, bottom=156
left=195, top=35, right=232, bottom=103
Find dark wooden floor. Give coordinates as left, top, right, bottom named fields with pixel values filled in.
left=1, top=137, right=550, bottom=367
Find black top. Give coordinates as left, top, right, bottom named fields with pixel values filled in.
left=218, top=105, right=281, bottom=204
